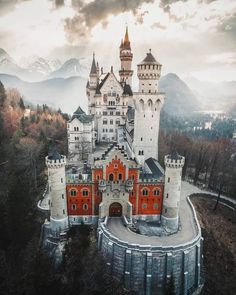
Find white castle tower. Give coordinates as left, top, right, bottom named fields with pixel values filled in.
left=133, top=49, right=165, bottom=165
left=46, top=150, right=69, bottom=233
left=161, top=152, right=185, bottom=233
left=119, top=27, right=133, bottom=87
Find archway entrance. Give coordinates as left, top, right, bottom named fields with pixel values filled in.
left=109, top=202, right=122, bottom=217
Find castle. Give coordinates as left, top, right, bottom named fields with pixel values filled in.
left=39, top=28, right=203, bottom=295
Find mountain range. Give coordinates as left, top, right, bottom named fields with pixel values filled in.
left=0, top=48, right=86, bottom=82
left=0, top=48, right=235, bottom=115
left=0, top=72, right=200, bottom=115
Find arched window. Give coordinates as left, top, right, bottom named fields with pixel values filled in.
left=118, top=173, right=122, bottom=181
left=83, top=204, right=88, bottom=210
left=153, top=189, right=160, bottom=196
left=142, top=189, right=148, bottom=196
left=72, top=204, right=77, bottom=210
left=82, top=189, right=89, bottom=196
left=109, top=174, right=114, bottom=181
left=70, top=189, right=77, bottom=197
left=142, top=203, right=147, bottom=209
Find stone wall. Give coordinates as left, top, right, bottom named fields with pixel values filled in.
left=97, top=196, right=203, bottom=295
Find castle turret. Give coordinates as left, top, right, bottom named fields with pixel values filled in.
left=133, top=50, right=165, bottom=165
left=161, top=152, right=185, bottom=233
left=119, top=26, right=133, bottom=87
left=137, top=49, right=162, bottom=93
left=46, top=150, right=68, bottom=233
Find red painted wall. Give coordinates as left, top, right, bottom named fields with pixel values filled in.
left=138, top=184, right=164, bottom=215
left=67, top=184, right=92, bottom=216
left=106, top=156, right=126, bottom=182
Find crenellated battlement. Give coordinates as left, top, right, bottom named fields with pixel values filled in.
left=164, top=155, right=185, bottom=168
left=46, top=155, right=66, bottom=168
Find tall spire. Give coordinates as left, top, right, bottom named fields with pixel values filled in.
left=123, top=26, right=131, bottom=50
left=124, top=26, right=129, bottom=43
left=90, top=52, right=97, bottom=75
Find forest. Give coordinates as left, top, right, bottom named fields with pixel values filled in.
left=0, top=80, right=235, bottom=294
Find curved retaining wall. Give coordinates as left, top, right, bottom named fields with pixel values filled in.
left=97, top=196, right=203, bottom=295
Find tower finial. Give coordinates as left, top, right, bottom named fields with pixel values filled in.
left=124, top=25, right=129, bottom=43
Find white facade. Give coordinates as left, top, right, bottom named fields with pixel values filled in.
left=161, top=154, right=185, bottom=233
left=46, top=153, right=69, bottom=232
left=67, top=107, right=95, bottom=164
left=132, top=51, right=165, bottom=165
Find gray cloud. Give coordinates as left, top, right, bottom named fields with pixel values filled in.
left=0, top=0, right=31, bottom=15
left=151, top=21, right=166, bottom=30
left=64, top=0, right=155, bottom=42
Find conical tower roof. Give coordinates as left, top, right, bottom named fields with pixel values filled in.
left=90, top=53, right=97, bottom=75
left=123, top=26, right=131, bottom=50
left=139, top=49, right=161, bottom=65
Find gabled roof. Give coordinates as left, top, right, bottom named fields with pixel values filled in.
left=70, top=106, right=94, bottom=123
left=74, top=106, right=85, bottom=115
left=144, top=158, right=164, bottom=179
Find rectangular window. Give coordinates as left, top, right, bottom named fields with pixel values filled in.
left=61, top=178, right=63, bottom=183
left=103, top=120, right=107, bottom=125
left=110, top=120, right=113, bottom=125
left=63, top=209, right=65, bottom=214
left=168, top=177, right=170, bottom=183
left=62, top=194, right=64, bottom=199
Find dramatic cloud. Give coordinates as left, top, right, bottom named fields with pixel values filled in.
left=64, top=0, right=155, bottom=42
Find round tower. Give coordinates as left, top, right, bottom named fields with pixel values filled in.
left=137, top=49, right=162, bottom=93
left=133, top=50, right=165, bottom=164
left=119, top=27, right=133, bottom=87
left=45, top=150, right=69, bottom=233
left=161, top=152, right=185, bottom=233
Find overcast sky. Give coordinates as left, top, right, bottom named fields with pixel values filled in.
left=0, top=0, right=235, bottom=82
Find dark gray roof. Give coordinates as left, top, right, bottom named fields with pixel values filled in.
left=127, top=106, right=135, bottom=121
left=166, top=151, right=182, bottom=161
left=74, top=106, right=84, bottom=115
left=90, top=54, right=97, bottom=75
left=139, top=50, right=161, bottom=65
left=48, top=150, right=62, bottom=161
left=97, top=72, right=110, bottom=92
left=123, top=83, right=133, bottom=96
left=70, top=106, right=94, bottom=123
left=144, top=158, right=164, bottom=179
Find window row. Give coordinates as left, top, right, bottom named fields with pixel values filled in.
left=102, top=128, right=114, bottom=133
left=142, top=188, right=161, bottom=196
left=71, top=204, right=88, bottom=210
left=139, top=64, right=160, bottom=70
left=70, top=189, right=89, bottom=196
left=142, top=203, right=159, bottom=209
